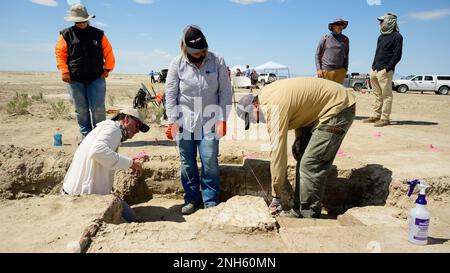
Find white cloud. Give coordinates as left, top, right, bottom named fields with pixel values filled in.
left=411, top=8, right=450, bottom=20
left=133, top=0, right=154, bottom=4
left=366, top=0, right=381, bottom=6
left=231, top=0, right=269, bottom=5
left=29, top=0, right=58, bottom=7
left=66, top=0, right=81, bottom=5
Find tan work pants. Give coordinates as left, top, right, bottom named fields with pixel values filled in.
left=323, top=68, right=347, bottom=84
left=370, top=69, right=394, bottom=121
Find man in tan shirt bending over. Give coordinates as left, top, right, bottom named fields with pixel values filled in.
left=237, top=77, right=356, bottom=218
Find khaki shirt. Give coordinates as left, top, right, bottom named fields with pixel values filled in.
left=259, top=77, right=356, bottom=197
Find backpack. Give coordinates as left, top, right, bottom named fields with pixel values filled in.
left=133, top=88, right=148, bottom=109
left=319, top=34, right=349, bottom=63
left=322, top=34, right=349, bottom=50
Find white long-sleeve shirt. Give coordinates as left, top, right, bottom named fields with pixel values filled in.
left=63, top=120, right=133, bottom=195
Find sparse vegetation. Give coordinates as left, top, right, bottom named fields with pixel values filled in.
left=49, top=99, right=70, bottom=119
left=6, top=92, right=30, bottom=115
left=138, top=104, right=165, bottom=125
left=31, top=92, right=45, bottom=102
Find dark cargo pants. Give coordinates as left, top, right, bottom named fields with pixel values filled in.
left=293, top=104, right=355, bottom=218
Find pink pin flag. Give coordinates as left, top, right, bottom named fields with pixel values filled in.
left=132, top=152, right=149, bottom=160
left=336, top=149, right=348, bottom=157
left=430, top=144, right=439, bottom=151
left=373, top=132, right=382, bottom=138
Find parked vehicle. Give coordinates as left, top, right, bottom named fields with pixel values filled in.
left=258, top=73, right=278, bottom=85
left=393, top=75, right=450, bottom=95
left=343, top=73, right=369, bottom=92
left=153, top=72, right=161, bottom=82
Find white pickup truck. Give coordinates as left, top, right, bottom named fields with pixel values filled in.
left=393, top=75, right=450, bottom=95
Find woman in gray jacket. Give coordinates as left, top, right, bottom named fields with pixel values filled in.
left=164, top=25, right=232, bottom=215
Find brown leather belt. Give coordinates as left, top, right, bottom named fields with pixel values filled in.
left=326, top=126, right=346, bottom=135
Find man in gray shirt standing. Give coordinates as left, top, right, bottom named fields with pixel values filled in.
left=315, top=18, right=350, bottom=84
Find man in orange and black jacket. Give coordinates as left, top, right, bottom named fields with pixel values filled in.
left=55, top=4, right=115, bottom=139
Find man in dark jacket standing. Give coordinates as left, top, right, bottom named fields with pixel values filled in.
left=55, top=4, right=115, bottom=139
left=364, top=12, right=403, bottom=127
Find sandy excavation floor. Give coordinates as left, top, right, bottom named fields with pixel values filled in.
left=0, top=71, right=449, bottom=253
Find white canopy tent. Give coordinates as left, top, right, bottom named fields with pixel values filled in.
left=255, top=61, right=290, bottom=79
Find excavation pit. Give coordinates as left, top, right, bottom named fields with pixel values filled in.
left=2, top=145, right=449, bottom=221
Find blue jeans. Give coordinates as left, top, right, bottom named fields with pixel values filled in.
left=176, top=132, right=220, bottom=207
left=67, top=78, right=106, bottom=137
left=121, top=199, right=137, bottom=223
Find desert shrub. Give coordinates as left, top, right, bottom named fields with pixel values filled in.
left=31, top=92, right=45, bottom=102
left=49, top=100, right=70, bottom=118
left=6, top=92, right=30, bottom=115
left=138, top=104, right=165, bottom=125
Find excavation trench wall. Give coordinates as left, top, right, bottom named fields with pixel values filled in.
left=113, top=158, right=395, bottom=216
left=2, top=145, right=449, bottom=217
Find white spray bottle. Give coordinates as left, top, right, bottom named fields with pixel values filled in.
left=406, top=179, right=430, bottom=246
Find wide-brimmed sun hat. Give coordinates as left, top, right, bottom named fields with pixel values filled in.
left=328, top=18, right=349, bottom=31
left=64, top=4, right=96, bottom=23
left=112, top=108, right=150, bottom=133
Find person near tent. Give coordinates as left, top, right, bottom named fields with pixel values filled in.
left=236, top=68, right=243, bottom=77
left=244, top=65, right=251, bottom=77
left=250, top=69, right=259, bottom=86
left=236, top=77, right=355, bottom=219
left=315, top=18, right=350, bottom=84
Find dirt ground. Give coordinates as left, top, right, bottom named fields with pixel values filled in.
left=0, top=195, right=123, bottom=253
left=0, top=71, right=449, bottom=253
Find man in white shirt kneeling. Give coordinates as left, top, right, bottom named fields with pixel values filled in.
left=62, top=108, right=150, bottom=222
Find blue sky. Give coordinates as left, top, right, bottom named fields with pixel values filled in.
left=0, top=0, right=449, bottom=76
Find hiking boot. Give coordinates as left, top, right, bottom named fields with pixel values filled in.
left=374, top=120, right=390, bottom=127
left=363, top=117, right=380, bottom=123
left=279, top=209, right=301, bottom=218
left=181, top=202, right=200, bottom=215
